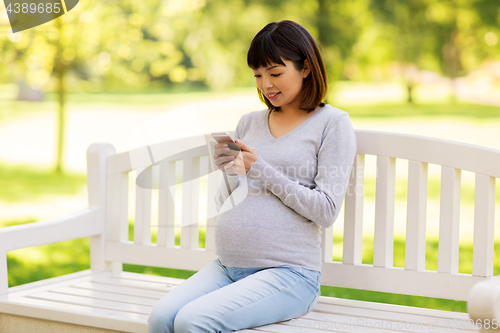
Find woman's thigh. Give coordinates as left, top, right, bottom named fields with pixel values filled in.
left=148, top=259, right=233, bottom=333
left=173, top=265, right=321, bottom=333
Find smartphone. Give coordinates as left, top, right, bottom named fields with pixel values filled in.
left=211, top=132, right=240, bottom=156
left=211, top=132, right=239, bottom=208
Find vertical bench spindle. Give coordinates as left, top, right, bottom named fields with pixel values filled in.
left=472, top=174, right=496, bottom=277
left=437, top=166, right=461, bottom=274
left=373, top=156, right=396, bottom=268
left=157, top=160, right=176, bottom=247
left=106, top=171, right=129, bottom=273
left=343, top=154, right=365, bottom=265
left=205, top=161, right=219, bottom=252
left=134, top=166, right=152, bottom=245
left=181, top=157, right=201, bottom=249
left=405, top=160, right=428, bottom=271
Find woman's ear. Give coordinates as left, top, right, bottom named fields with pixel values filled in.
left=302, top=59, right=311, bottom=78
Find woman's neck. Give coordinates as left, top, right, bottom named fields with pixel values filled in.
left=275, top=104, right=320, bottom=118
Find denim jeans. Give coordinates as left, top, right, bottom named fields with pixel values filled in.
left=148, top=259, right=321, bottom=333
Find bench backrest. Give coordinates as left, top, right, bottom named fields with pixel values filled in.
left=94, top=130, right=500, bottom=302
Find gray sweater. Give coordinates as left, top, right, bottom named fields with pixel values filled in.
left=214, top=104, right=357, bottom=272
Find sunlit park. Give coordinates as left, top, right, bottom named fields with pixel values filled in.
left=1, top=0, right=500, bottom=328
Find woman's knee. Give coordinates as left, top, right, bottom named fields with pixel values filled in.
left=148, top=300, right=176, bottom=333
left=174, top=303, right=220, bottom=333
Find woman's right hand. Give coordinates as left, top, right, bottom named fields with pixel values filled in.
left=213, top=143, right=238, bottom=175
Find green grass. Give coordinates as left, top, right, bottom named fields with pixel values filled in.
left=340, top=102, right=500, bottom=120
left=0, top=163, right=87, bottom=204
left=7, top=238, right=90, bottom=288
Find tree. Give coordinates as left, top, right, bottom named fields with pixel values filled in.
left=0, top=0, right=207, bottom=172
left=369, top=0, right=500, bottom=103
left=370, top=0, right=429, bottom=103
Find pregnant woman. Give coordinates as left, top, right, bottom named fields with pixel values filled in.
left=148, top=19, right=357, bottom=333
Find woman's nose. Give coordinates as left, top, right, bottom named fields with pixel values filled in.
left=262, top=77, right=273, bottom=88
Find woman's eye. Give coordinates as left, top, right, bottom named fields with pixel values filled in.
left=254, top=74, right=281, bottom=78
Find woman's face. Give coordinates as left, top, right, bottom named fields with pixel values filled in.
left=252, top=58, right=310, bottom=110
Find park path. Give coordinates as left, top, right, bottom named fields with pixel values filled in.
left=1, top=93, right=499, bottom=241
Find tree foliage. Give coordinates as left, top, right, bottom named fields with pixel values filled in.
left=1, top=0, right=498, bottom=93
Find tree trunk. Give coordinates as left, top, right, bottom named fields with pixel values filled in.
left=407, top=83, right=413, bottom=104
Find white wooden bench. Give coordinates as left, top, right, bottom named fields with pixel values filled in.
left=1, top=129, right=500, bottom=333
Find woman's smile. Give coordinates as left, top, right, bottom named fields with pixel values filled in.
left=267, top=92, right=280, bottom=100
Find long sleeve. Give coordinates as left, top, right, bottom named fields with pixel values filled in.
left=214, top=174, right=239, bottom=213
left=214, top=116, right=245, bottom=213
left=245, top=114, right=357, bottom=228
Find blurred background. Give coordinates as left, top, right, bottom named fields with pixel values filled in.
left=0, top=0, right=499, bottom=313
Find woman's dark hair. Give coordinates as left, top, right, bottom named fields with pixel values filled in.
left=247, top=20, right=327, bottom=113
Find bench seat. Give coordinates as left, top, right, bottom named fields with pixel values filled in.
left=0, top=270, right=478, bottom=332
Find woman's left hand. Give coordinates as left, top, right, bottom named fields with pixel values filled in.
left=225, top=139, right=259, bottom=176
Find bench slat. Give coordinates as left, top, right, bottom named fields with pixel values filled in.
left=112, top=271, right=185, bottom=285
left=50, top=287, right=158, bottom=306
left=205, top=167, right=221, bottom=251
left=74, top=282, right=167, bottom=299
left=321, top=224, right=334, bottom=263
left=29, top=291, right=153, bottom=314
left=292, top=311, right=477, bottom=332
left=438, top=166, right=461, bottom=274
left=249, top=322, right=353, bottom=333
left=405, top=160, right=428, bottom=271
left=355, top=130, right=500, bottom=178
left=107, top=136, right=210, bottom=176
left=92, top=275, right=174, bottom=292
left=373, top=156, right=396, bottom=268
left=190, top=157, right=201, bottom=247
left=134, top=165, right=152, bottom=245
left=180, top=157, right=200, bottom=249
left=311, top=303, right=472, bottom=331
left=105, top=171, right=129, bottom=262
left=343, top=154, right=365, bottom=265
left=205, top=159, right=219, bottom=251
left=321, top=261, right=485, bottom=301
left=1, top=270, right=99, bottom=298
left=105, top=241, right=217, bottom=271
left=1, top=297, right=148, bottom=331
left=157, top=160, right=176, bottom=247
left=472, top=174, right=496, bottom=277
left=318, top=295, right=471, bottom=320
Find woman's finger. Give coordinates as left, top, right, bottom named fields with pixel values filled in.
left=215, top=146, right=230, bottom=155
left=216, top=155, right=236, bottom=167
left=224, top=161, right=236, bottom=175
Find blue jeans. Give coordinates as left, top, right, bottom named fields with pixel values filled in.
left=148, top=259, right=321, bottom=333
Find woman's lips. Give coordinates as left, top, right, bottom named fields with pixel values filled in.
left=267, top=92, right=280, bottom=100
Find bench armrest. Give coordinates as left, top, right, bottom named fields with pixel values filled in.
left=0, top=206, right=103, bottom=295
left=468, top=276, right=500, bottom=327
